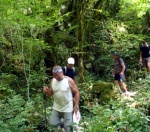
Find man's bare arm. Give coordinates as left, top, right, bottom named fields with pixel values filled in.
left=140, top=51, right=142, bottom=61
left=121, top=63, right=126, bottom=74
left=68, top=77, right=80, bottom=112
left=43, top=79, right=53, bottom=96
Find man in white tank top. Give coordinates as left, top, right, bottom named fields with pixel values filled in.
left=43, top=65, right=80, bottom=132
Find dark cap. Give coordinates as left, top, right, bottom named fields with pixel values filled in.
left=113, top=52, right=119, bottom=56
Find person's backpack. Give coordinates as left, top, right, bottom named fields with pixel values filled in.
left=64, top=66, right=75, bottom=74
left=118, top=58, right=128, bottom=73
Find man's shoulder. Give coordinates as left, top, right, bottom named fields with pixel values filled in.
left=64, top=75, right=69, bottom=79
left=72, top=67, right=75, bottom=71
left=51, top=78, right=56, bottom=84
left=63, top=66, right=66, bottom=70
left=65, top=66, right=75, bottom=72
left=118, top=58, right=123, bottom=62
left=63, top=66, right=67, bottom=73
left=64, top=76, right=74, bottom=82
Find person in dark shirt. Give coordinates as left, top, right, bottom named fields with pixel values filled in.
left=113, top=52, right=129, bottom=95
left=61, top=57, right=77, bottom=129
left=139, top=40, right=150, bottom=72
left=63, top=57, right=77, bottom=84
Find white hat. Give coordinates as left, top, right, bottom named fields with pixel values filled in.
left=67, top=57, right=75, bottom=64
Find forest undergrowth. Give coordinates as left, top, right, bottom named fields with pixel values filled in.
left=0, top=71, right=150, bottom=132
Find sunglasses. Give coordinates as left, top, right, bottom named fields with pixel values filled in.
left=52, top=69, right=63, bottom=74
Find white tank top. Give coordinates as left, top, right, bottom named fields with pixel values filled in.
left=52, top=77, right=73, bottom=112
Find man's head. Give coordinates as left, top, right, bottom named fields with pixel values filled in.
left=113, top=52, right=120, bottom=60
left=52, top=66, right=64, bottom=81
left=67, top=57, right=75, bottom=68
left=142, top=40, right=147, bottom=46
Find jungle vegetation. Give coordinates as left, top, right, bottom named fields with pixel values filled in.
left=0, top=0, right=150, bottom=131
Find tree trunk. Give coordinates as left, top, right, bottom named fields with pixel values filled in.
left=77, top=0, right=85, bottom=82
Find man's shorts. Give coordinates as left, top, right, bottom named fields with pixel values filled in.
left=114, top=73, right=125, bottom=82
left=142, top=57, right=150, bottom=67
left=50, top=110, right=72, bottom=131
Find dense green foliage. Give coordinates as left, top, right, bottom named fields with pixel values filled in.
left=0, top=0, right=150, bottom=131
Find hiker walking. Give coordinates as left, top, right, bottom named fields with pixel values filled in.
left=113, top=52, right=129, bottom=95
left=63, top=57, right=77, bottom=106
left=62, top=57, right=77, bottom=127
left=43, top=65, right=80, bottom=132
left=139, top=40, right=150, bottom=72
left=63, top=57, right=77, bottom=84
